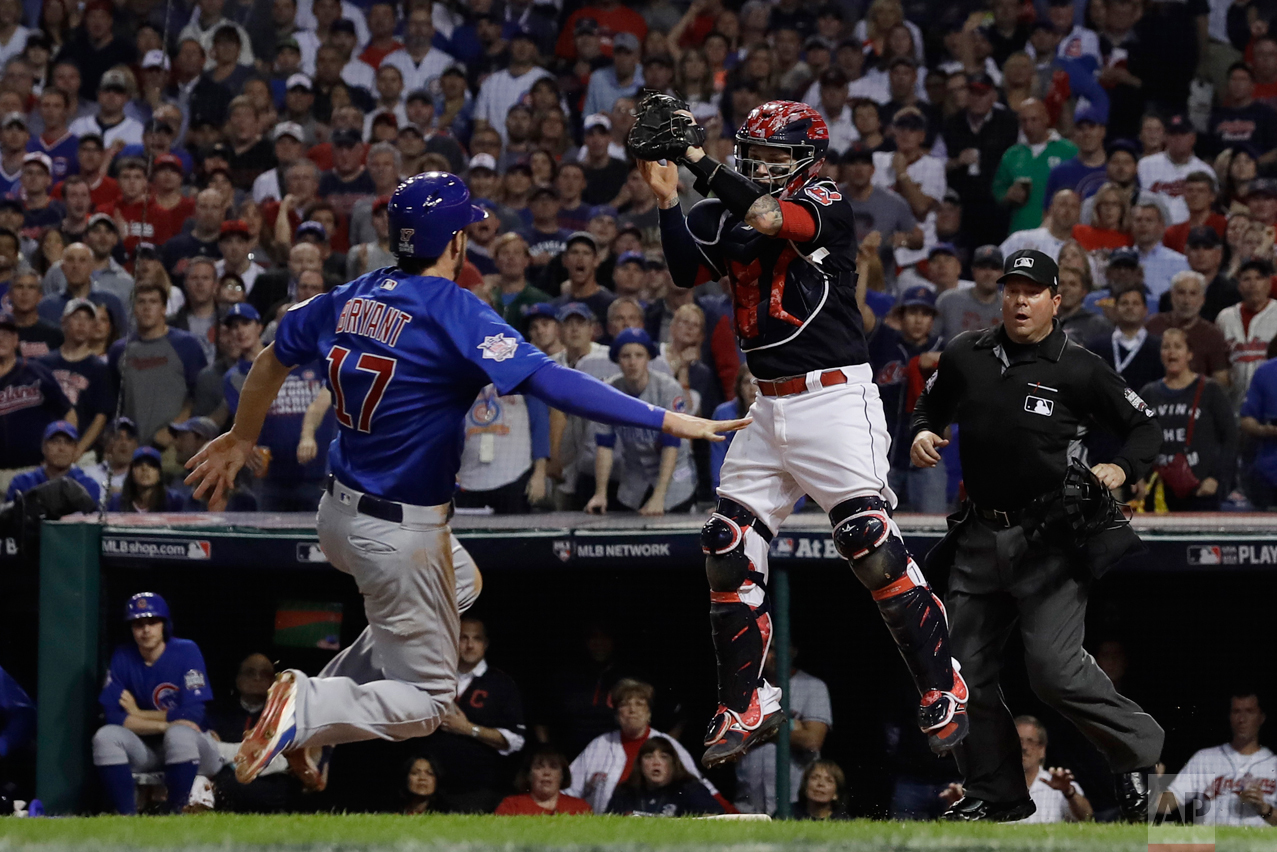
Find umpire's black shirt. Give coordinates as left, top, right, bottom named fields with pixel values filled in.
left=911, top=320, right=1161, bottom=512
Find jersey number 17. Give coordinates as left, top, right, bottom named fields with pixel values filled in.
left=327, top=345, right=397, bottom=433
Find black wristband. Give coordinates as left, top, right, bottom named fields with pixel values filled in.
left=682, top=156, right=767, bottom=219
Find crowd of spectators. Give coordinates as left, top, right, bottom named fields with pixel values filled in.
left=2, top=0, right=1277, bottom=819
left=0, top=0, right=1277, bottom=512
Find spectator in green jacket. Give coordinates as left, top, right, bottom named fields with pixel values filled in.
left=490, top=232, right=553, bottom=334
left=992, top=99, right=1079, bottom=234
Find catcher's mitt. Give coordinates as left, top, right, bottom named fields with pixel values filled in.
left=626, top=91, right=706, bottom=163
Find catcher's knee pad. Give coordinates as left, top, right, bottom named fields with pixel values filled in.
left=703, top=499, right=773, bottom=714
left=702, top=498, right=771, bottom=592
left=830, top=496, right=908, bottom=590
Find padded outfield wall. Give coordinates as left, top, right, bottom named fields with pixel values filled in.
left=31, top=512, right=1277, bottom=815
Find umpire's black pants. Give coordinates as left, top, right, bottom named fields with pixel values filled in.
left=945, top=514, right=1164, bottom=803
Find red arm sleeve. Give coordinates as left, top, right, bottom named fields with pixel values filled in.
left=776, top=201, right=817, bottom=241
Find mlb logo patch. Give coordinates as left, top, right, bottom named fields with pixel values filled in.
left=478, top=333, right=519, bottom=362
left=1025, top=395, right=1054, bottom=416
left=553, top=540, right=572, bottom=562
left=1014, top=256, right=1034, bottom=269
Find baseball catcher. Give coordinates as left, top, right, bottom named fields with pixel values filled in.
left=631, top=94, right=969, bottom=768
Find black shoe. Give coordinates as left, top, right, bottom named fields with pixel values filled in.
left=941, top=796, right=1037, bottom=822
left=1115, top=768, right=1153, bottom=823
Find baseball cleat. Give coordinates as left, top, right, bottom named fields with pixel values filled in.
left=235, top=671, right=299, bottom=785
left=942, top=796, right=1036, bottom=822
left=920, top=661, right=969, bottom=755
left=286, top=745, right=332, bottom=793
left=702, top=685, right=784, bottom=769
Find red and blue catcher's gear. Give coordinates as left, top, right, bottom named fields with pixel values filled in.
left=659, top=157, right=867, bottom=380
left=387, top=172, right=488, bottom=259
left=734, top=101, right=830, bottom=200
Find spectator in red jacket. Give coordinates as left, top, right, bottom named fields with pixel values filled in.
left=495, top=746, right=593, bottom=815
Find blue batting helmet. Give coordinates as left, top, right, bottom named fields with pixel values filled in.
left=125, top=592, right=170, bottom=625
left=387, top=172, right=488, bottom=259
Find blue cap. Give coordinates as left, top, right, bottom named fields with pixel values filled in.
left=1106, top=138, right=1140, bottom=158
left=43, top=419, right=79, bottom=442
left=898, top=285, right=937, bottom=312
left=928, top=242, right=958, bottom=259
left=588, top=205, right=618, bottom=220
left=523, top=302, right=559, bottom=321
left=110, top=416, right=137, bottom=436
left=222, top=303, right=261, bottom=325
left=556, top=302, right=595, bottom=323
left=616, top=250, right=647, bottom=269
left=132, top=446, right=163, bottom=466
left=388, top=171, right=488, bottom=259
left=1108, top=247, right=1141, bottom=267
left=295, top=220, right=328, bottom=242
left=125, top=592, right=170, bottom=624
left=609, top=327, right=659, bottom=362
left=1074, top=104, right=1107, bottom=126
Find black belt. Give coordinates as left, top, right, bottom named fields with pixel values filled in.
left=974, top=505, right=1026, bottom=528
left=326, top=474, right=403, bottom=524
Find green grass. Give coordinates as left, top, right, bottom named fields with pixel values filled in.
left=0, top=814, right=1272, bottom=852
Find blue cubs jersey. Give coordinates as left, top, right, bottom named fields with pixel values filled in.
left=272, top=267, right=553, bottom=506
left=99, top=637, right=212, bottom=727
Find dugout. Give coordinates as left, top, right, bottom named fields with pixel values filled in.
left=29, top=512, right=1277, bottom=817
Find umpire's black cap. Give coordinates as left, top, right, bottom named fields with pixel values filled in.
left=998, top=249, right=1059, bottom=290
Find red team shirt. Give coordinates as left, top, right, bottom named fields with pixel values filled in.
left=96, top=196, right=181, bottom=253
left=53, top=173, right=121, bottom=210
left=494, top=793, right=593, bottom=815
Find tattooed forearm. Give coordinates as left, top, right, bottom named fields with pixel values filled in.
left=745, top=194, right=783, bottom=235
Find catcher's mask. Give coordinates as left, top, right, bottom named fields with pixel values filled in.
left=734, top=100, right=830, bottom=199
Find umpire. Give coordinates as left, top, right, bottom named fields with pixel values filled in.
left=910, top=249, right=1164, bottom=823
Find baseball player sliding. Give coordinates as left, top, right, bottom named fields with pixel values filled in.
left=185, top=172, right=748, bottom=786
left=628, top=94, right=969, bottom=767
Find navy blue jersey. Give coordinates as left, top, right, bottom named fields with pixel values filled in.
left=99, top=637, right=212, bottom=727
left=39, top=349, right=113, bottom=431
left=272, top=267, right=553, bottom=506
left=225, top=358, right=335, bottom=484
left=868, top=325, right=942, bottom=467
left=685, top=178, right=868, bottom=380
left=0, top=358, right=73, bottom=468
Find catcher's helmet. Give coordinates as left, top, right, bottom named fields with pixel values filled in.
left=734, top=101, right=830, bottom=199
left=387, top=172, right=488, bottom=259
left=126, top=592, right=170, bottom=631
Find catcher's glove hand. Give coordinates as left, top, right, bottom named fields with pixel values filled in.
left=627, top=91, right=706, bottom=163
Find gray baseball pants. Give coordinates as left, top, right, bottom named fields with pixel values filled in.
left=92, top=723, right=224, bottom=774
left=290, top=481, right=463, bottom=749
